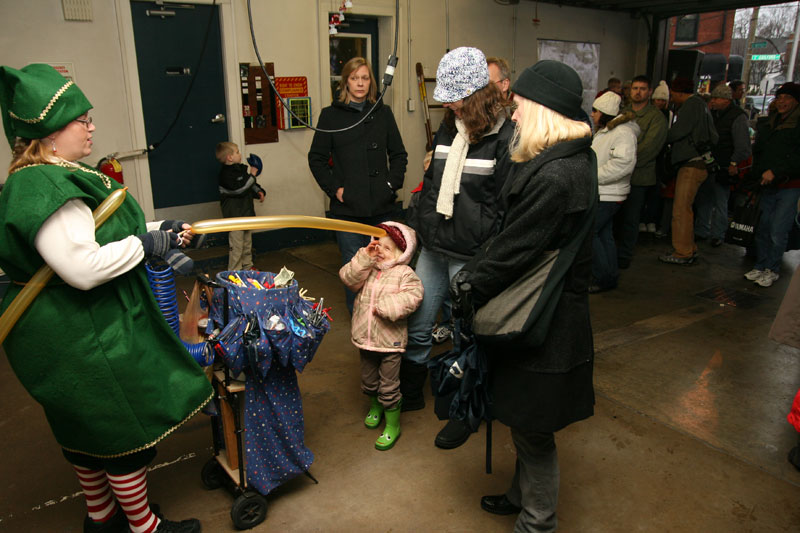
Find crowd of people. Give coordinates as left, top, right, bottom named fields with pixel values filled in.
left=2, top=45, right=799, bottom=533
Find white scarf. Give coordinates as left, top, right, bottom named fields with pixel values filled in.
left=436, top=118, right=469, bottom=219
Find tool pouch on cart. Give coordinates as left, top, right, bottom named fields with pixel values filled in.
left=207, top=270, right=329, bottom=376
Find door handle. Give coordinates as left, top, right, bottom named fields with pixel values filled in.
left=211, top=113, right=226, bottom=124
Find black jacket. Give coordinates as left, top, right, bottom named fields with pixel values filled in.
left=407, top=117, right=515, bottom=260
left=218, top=163, right=265, bottom=218
left=464, top=137, right=596, bottom=432
left=308, top=100, right=407, bottom=218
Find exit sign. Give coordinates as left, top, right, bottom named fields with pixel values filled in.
left=752, top=54, right=781, bottom=61
left=751, top=41, right=768, bottom=49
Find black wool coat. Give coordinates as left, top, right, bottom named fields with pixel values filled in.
left=308, top=100, right=407, bottom=218
left=464, top=137, right=597, bottom=432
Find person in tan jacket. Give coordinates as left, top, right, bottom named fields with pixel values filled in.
left=339, top=221, right=423, bottom=450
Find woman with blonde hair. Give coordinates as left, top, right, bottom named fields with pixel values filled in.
left=450, top=60, right=596, bottom=532
left=308, top=56, right=407, bottom=313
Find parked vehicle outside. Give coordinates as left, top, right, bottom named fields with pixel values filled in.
left=745, top=95, right=775, bottom=118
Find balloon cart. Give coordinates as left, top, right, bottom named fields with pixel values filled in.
left=199, top=270, right=330, bottom=530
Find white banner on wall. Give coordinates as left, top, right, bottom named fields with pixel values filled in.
left=537, top=40, right=599, bottom=118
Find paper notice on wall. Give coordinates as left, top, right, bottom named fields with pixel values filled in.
left=48, top=63, right=75, bottom=82
left=537, top=40, right=599, bottom=118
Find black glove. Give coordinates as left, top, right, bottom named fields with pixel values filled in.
left=449, top=270, right=474, bottom=323
left=137, top=231, right=194, bottom=275
left=159, top=219, right=206, bottom=249
left=159, top=219, right=188, bottom=233
left=137, top=230, right=179, bottom=257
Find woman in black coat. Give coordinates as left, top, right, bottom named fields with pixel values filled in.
left=452, top=60, right=596, bottom=533
left=308, top=57, right=408, bottom=312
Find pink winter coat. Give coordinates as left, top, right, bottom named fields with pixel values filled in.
left=339, top=222, right=424, bottom=353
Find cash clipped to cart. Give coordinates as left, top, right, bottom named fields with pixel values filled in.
left=202, top=267, right=329, bottom=530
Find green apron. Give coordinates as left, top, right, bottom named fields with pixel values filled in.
left=0, top=163, right=212, bottom=457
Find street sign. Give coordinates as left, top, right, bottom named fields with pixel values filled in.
left=751, top=54, right=781, bottom=61
left=751, top=41, right=768, bottom=49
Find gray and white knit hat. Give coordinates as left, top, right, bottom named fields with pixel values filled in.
left=433, top=47, right=489, bottom=103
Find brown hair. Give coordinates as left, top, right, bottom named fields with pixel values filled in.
left=215, top=141, right=238, bottom=163
left=337, top=57, right=377, bottom=104
left=9, top=138, right=54, bottom=174
left=443, top=82, right=507, bottom=144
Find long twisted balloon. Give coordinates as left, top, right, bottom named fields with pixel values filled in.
left=190, top=215, right=388, bottom=237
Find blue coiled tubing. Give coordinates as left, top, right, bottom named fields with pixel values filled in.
left=145, top=260, right=213, bottom=366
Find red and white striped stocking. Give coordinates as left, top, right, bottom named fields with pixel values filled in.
left=73, top=465, right=118, bottom=524
left=107, top=466, right=160, bottom=533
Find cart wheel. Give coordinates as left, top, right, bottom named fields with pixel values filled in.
left=231, top=491, right=267, bottom=530
left=201, top=457, right=225, bottom=490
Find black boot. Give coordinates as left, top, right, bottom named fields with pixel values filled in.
left=400, top=359, right=428, bottom=412
left=434, top=419, right=472, bottom=449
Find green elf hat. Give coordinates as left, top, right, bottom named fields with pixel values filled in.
left=0, top=63, right=92, bottom=148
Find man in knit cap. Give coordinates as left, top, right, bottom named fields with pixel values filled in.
left=617, top=75, right=668, bottom=267
left=659, top=76, right=719, bottom=265
left=694, top=84, right=751, bottom=247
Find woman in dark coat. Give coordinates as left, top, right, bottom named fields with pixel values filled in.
left=308, top=57, right=408, bottom=312
left=452, top=60, right=596, bottom=533
left=404, top=47, right=514, bottom=448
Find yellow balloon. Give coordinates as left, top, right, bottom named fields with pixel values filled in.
left=0, top=187, right=128, bottom=344
left=190, top=215, right=388, bottom=237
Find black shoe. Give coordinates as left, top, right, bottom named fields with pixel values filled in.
left=434, top=419, right=471, bottom=449
left=588, top=284, right=615, bottom=294
left=658, top=253, right=697, bottom=265
left=480, top=494, right=522, bottom=516
left=710, top=238, right=723, bottom=247
left=789, top=446, right=800, bottom=472
left=83, top=509, right=128, bottom=533
left=154, top=517, right=201, bottom=533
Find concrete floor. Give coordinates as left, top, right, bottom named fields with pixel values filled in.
left=1, top=235, right=799, bottom=532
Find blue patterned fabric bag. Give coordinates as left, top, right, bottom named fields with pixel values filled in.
left=206, top=270, right=330, bottom=494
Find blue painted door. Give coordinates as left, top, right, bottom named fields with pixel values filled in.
left=131, top=1, right=227, bottom=209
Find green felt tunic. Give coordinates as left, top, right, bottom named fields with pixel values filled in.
left=0, top=163, right=213, bottom=457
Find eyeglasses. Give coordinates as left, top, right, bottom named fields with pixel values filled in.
left=74, top=116, right=93, bottom=127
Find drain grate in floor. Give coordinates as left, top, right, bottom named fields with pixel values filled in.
left=695, top=285, right=761, bottom=309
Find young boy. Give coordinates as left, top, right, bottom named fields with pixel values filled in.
left=216, top=141, right=265, bottom=270
left=339, top=221, right=424, bottom=450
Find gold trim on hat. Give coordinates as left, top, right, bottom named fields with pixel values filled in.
left=9, top=80, right=74, bottom=124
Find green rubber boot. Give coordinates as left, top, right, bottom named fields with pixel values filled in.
left=375, top=401, right=402, bottom=451
left=364, top=396, right=384, bottom=429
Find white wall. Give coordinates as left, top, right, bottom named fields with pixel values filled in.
left=0, top=0, right=650, bottom=223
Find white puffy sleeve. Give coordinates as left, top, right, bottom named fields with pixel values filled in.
left=34, top=198, right=145, bottom=290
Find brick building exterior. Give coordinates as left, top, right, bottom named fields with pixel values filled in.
left=669, top=11, right=735, bottom=56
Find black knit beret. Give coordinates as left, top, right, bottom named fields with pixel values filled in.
left=776, top=82, right=800, bottom=103
left=511, top=60, right=584, bottom=119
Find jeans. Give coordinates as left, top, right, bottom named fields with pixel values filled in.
left=592, top=201, right=621, bottom=289
left=404, top=246, right=466, bottom=364
left=694, top=176, right=730, bottom=241
left=617, top=184, right=648, bottom=263
left=506, top=429, right=558, bottom=533
left=671, top=164, right=707, bottom=257
left=755, top=188, right=800, bottom=272
left=330, top=212, right=399, bottom=314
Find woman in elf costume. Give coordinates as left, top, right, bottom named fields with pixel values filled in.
left=0, top=64, right=212, bottom=533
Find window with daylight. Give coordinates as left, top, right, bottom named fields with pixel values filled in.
left=675, top=14, right=699, bottom=43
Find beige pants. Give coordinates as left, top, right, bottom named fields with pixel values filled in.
left=671, top=163, right=707, bottom=258
left=228, top=230, right=253, bottom=270
left=360, top=349, right=402, bottom=409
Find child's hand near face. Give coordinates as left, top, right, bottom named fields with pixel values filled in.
left=366, top=240, right=380, bottom=259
